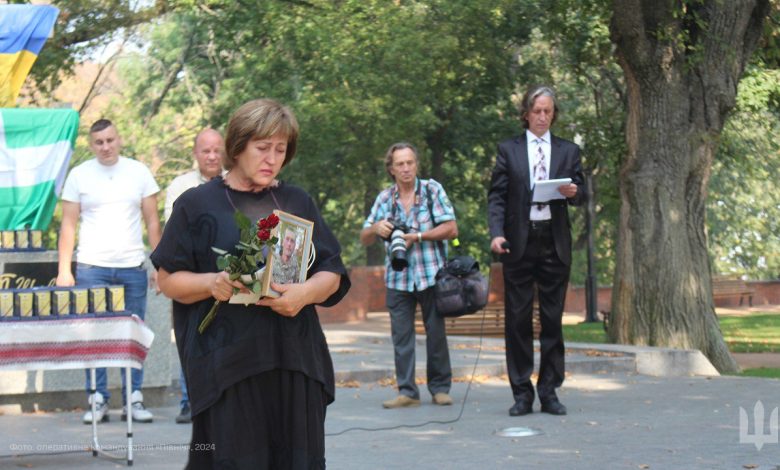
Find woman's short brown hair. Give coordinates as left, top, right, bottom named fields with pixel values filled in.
left=223, top=99, right=299, bottom=170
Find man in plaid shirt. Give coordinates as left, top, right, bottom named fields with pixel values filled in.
left=360, top=142, right=459, bottom=409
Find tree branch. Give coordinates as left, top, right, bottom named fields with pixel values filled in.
left=77, top=39, right=127, bottom=114
left=143, top=29, right=196, bottom=128
left=609, top=0, right=652, bottom=72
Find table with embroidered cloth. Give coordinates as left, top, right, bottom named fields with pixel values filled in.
left=0, top=314, right=155, bottom=466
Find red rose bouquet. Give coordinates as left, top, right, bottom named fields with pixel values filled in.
left=198, top=212, right=280, bottom=333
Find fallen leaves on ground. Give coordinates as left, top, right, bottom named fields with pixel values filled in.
left=336, top=380, right=361, bottom=388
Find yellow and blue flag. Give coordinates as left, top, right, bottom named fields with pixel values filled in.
left=0, top=5, right=59, bottom=107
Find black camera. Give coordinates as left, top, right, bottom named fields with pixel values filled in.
left=383, top=219, right=411, bottom=271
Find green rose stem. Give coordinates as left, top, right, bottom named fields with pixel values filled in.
left=198, top=299, right=221, bottom=334
left=198, top=270, right=243, bottom=334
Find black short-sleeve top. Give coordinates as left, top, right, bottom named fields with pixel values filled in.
left=150, top=177, right=350, bottom=417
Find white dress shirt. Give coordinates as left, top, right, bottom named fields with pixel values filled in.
left=527, top=130, right=551, bottom=221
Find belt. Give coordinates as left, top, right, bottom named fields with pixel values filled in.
left=528, top=220, right=552, bottom=230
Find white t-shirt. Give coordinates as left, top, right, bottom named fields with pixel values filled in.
left=164, top=169, right=208, bottom=221
left=61, top=157, right=160, bottom=267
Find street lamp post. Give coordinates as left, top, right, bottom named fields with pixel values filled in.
left=584, top=168, right=598, bottom=323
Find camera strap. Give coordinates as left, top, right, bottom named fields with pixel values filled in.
left=389, top=179, right=448, bottom=263
left=421, top=181, right=447, bottom=262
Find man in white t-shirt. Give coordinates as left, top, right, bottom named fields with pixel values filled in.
left=57, top=119, right=161, bottom=424
left=163, top=128, right=224, bottom=423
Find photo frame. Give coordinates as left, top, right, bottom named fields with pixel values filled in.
left=259, top=209, right=315, bottom=298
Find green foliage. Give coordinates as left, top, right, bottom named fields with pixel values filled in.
left=30, top=0, right=778, bottom=287
left=709, top=65, right=780, bottom=280
left=93, top=0, right=534, bottom=272
left=754, top=0, right=780, bottom=67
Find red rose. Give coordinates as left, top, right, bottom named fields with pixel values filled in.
left=257, top=228, right=271, bottom=241
left=257, top=219, right=269, bottom=229
left=267, top=214, right=280, bottom=228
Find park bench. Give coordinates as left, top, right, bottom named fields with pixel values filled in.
left=712, top=276, right=755, bottom=307
left=414, top=302, right=541, bottom=339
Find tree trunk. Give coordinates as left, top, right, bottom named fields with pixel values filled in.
left=608, top=0, right=769, bottom=373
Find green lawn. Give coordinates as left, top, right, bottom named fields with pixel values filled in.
left=562, top=313, right=780, bottom=378
left=739, top=367, right=780, bottom=379
left=719, top=314, right=780, bottom=353
left=563, top=321, right=608, bottom=344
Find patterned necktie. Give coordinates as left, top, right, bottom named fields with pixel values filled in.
left=533, top=139, right=547, bottom=210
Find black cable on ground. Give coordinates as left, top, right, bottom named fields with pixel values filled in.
left=326, top=308, right=488, bottom=437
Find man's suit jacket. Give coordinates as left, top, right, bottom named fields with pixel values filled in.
left=487, top=133, right=585, bottom=266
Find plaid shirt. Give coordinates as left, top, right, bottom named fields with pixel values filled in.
left=363, top=178, right=456, bottom=292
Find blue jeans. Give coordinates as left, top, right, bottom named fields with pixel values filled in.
left=77, top=263, right=148, bottom=404
left=180, top=367, right=189, bottom=406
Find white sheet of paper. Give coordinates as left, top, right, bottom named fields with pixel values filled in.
left=532, top=178, right=572, bottom=203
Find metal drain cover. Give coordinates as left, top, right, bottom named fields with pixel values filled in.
left=494, top=427, right=544, bottom=438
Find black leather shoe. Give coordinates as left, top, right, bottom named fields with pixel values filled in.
left=540, top=399, right=567, bottom=415
left=509, top=400, right=533, bottom=416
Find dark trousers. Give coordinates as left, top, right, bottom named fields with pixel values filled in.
left=503, top=222, right=570, bottom=403
left=386, top=287, right=451, bottom=399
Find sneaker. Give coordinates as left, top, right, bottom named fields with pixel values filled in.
left=175, top=401, right=192, bottom=424
left=432, top=392, right=453, bottom=406
left=121, top=390, right=154, bottom=423
left=382, top=395, right=421, bottom=409
left=82, top=393, right=109, bottom=424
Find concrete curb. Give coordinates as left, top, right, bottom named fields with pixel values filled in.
left=566, top=342, right=720, bottom=377
left=330, top=333, right=717, bottom=386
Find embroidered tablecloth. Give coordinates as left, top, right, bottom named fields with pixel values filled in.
left=0, top=315, right=154, bottom=371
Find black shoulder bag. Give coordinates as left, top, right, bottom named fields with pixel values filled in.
left=423, top=182, right=489, bottom=317
left=433, top=254, right=489, bottom=318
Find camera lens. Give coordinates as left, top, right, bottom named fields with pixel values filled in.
left=389, top=229, right=408, bottom=271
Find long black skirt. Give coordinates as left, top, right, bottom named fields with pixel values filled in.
left=186, top=369, right=328, bottom=470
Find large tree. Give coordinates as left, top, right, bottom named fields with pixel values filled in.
left=608, top=0, right=771, bottom=372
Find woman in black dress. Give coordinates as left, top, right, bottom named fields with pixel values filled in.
left=151, top=98, right=350, bottom=469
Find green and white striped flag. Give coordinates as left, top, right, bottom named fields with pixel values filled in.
left=0, top=108, right=79, bottom=230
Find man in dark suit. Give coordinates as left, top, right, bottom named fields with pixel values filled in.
left=488, top=85, right=584, bottom=417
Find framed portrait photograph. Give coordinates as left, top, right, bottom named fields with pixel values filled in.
left=260, top=210, right=314, bottom=298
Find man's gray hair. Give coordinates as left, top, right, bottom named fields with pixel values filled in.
left=519, top=85, right=559, bottom=129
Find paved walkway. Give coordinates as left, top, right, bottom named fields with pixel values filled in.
left=1, top=312, right=779, bottom=469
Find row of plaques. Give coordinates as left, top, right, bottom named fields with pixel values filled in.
left=0, top=230, right=45, bottom=251
left=0, top=285, right=126, bottom=320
